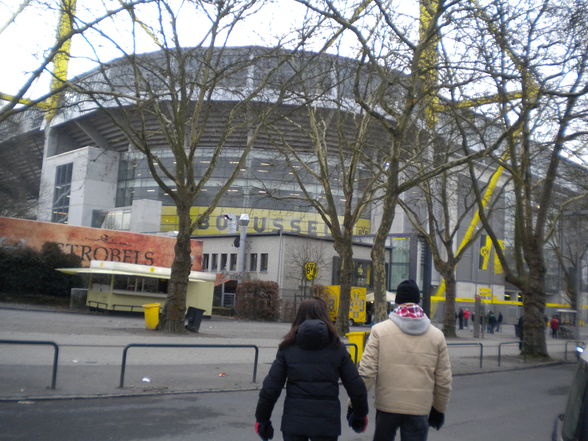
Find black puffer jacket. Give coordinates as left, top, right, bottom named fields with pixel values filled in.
left=255, top=319, right=368, bottom=437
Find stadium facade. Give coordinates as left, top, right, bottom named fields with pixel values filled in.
left=1, top=46, right=584, bottom=321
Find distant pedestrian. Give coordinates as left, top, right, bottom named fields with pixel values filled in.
left=550, top=315, right=559, bottom=339
left=517, top=316, right=524, bottom=350
left=463, top=309, right=471, bottom=329
left=496, top=312, right=503, bottom=333
left=487, top=311, right=496, bottom=334
left=255, top=297, right=368, bottom=441
left=458, top=308, right=464, bottom=330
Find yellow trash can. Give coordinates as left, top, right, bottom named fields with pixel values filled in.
left=346, top=331, right=369, bottom=363
left=142, top=303, right=161, bottom=330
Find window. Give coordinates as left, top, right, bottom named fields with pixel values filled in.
left=113, top=275, right=140, bottom=291
left=211, top=254, right=218, bottom=271
left=111, top=275, right=168, bottom=294
left=142, top=278, right=159, bottom=293
left=221, top=253, right=228, bottom=270
left=260, top=253, right=269, bottom=272
left=250, top=253, right=258, bottom=271
left=390, top=238, right=410, bottom=289
left=230, top=253, right=237, bottom=271
left=52, top=163, right=73, bottom=223
left=202, top=254, right=209, bottom=271
left=90, top=274, right=111, bottom=292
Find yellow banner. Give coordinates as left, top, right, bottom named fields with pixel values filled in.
left=480, top=236, right=505, bottom=274
left=161, top=206, right=371, bottom=237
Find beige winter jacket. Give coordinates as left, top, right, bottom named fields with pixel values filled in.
left=358, top=313, right=452, bottom=415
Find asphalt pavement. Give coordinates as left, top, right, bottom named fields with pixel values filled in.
left=0, top=303, right=583, bottom=401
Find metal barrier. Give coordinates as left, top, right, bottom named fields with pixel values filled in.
left=447, top=342, right=484, bottom=368
left=112, top=304, right=144, bottom=312
left=87, top=300, right=108, bottom=311
left=119, top=343, right=260, bottom=388
left=497, top=341, right=525, bottom=366
left=344, top=343, right=359, bottom=365
left=0, top=339, right=59, bottom=389
left=564, top=340, right=585, bottom=361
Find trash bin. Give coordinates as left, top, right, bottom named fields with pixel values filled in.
left=142, top=303, right=161, bottom=330
left=346, top=331, right=370, bottom=363
left=185, top=307, right=205, bottom=333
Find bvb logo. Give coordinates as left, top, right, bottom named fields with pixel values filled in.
left=304, top=261, right=318, bottom=280
left=480, top=246, right=490, bottom=257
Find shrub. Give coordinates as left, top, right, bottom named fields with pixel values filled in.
left=235, top=280, right=279, bottom=321
left=0, top=242, right=82, bottom=298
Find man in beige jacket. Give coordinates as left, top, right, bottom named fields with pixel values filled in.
left=357, top=280, right=452, bottom=441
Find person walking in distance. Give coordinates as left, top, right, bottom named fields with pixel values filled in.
left=255, top=297, right=368, bottom=441
left=358, top=280, right=452, bottom=441
left=463, top=308, right=471, bottom=329
left=550, top=315, right=559, bottom=339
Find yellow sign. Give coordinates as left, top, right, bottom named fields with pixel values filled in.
left=323, top=285, right=367, bottom=324
left=304, top=262, right=318, bottom=280
left=161, top=206, right=371, bottom=237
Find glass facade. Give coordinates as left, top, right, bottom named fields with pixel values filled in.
left=52, top=162, right=73, bottom=223
left=114, top=149, right=371, bottom=234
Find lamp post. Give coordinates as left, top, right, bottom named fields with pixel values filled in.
left=237, top=214, right=250, bottom=277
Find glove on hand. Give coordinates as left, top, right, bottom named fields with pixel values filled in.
left=255, top=420, right=274, bottom=441
left=346, top=406, right=368, bottom=433
left=428, top=407, right=445, bottom=430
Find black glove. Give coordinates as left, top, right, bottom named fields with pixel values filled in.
left=346, top=406, right=368, bottom=433
left=255, top=420, right=274, bottom=440
left=428, top=407, right=444, bottom=430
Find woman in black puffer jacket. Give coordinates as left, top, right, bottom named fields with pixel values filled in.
left=255, top=297, right=368, bottom=441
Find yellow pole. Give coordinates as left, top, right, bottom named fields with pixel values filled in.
left=45, top=0, right=77, bottom=122
left=435, top=162, right=505, bottom=297
left=419, top=0, right=440, bottom=129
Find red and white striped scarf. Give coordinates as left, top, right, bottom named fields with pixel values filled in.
left=393, top=303, right=425, bottom=318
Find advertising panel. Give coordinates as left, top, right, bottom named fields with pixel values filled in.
left=323, top=285, right=367, bottom=324
left=0, top=217, right=202, bottom=270
left=161, top=206, right=372, bottom=237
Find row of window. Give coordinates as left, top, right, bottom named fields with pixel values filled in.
left=201, top=252, right=269, bottom=272
left=90, top=274, right=169, bottom=294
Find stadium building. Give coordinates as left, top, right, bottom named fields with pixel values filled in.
left=0, top=46, right=584, bottom=321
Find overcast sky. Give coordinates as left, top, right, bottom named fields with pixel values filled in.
left=0, top=0, right=326, bottom=97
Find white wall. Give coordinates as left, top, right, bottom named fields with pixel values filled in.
left=38, top=146, right=119, bottom=226
left=130, top=199, right=162, bottom=233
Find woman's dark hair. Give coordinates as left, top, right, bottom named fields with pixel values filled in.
left=279, top=297, right=340, bottom=349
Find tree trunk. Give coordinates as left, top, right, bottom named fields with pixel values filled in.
left=335, top=238, right=354, bottom=336
left=160, top=201, right=192, bottom=333
left=371, top=191, right=398, bottom=324
left=521, top=268, right=548, bottom=358
left=442, top=273, right=457, bottom=338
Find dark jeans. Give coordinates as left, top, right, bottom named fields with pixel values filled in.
left=373, top=410, right=429, bottom=441
left=282, top=433, right=338, bottom=441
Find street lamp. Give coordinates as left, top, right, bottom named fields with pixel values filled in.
left=237, top=214, right=250, bottom=276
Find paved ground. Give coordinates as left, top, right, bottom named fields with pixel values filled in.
left=0, top=303, right=584, bottom=401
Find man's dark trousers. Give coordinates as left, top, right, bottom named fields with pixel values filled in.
left=373, top=410, right=429, bottom=441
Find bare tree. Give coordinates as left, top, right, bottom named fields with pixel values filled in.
left=550, top=205, right=588, bottom=311
left=295, top=0, right=502, bottom=326
left=286, top=238, right=329, bottom=312
left=262, top=52, right=384, bottom=334
left=399, top=162, right=495, bottom=337
left=68, top=0, right=305, bottom=332
left=458, top=0, right=588, bottom=357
